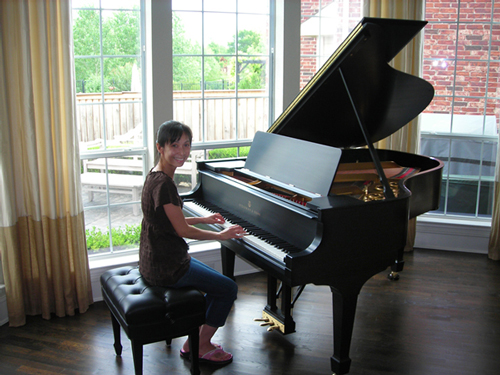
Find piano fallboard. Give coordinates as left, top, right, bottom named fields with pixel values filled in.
left=193, top=168, right=321, bottom=252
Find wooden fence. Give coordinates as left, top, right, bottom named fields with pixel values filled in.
left=76, top=92, right=142, bottom=143
left=76, top=90, right=269, bottom=145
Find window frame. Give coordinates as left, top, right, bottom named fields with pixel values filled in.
left=73, top=0, right=148, bottom=257
left=421, top=0, right=498, bottom=221
left=170, top=1, right=275, bottom=160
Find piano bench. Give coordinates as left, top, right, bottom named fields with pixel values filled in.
left=100, top=266, right=206, bottom=375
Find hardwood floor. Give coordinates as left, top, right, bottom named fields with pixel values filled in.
left=1, top=248, right=499, bottom=375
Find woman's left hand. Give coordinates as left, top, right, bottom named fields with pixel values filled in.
left=204, top=213, right=226, bottom=225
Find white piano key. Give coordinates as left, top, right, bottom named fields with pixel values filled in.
left=183, top=200, right=288, bottom=262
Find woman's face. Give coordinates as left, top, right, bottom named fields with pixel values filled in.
left=158, top=132, right=192, bottom=168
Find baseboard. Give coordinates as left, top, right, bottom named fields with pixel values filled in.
left=415, top=217, right=491, bottom=254
left=0, top=286, right=8, bottom=326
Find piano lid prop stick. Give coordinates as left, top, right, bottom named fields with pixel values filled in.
left=339, top=67, right=395, bottom=199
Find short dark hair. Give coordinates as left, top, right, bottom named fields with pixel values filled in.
left=156, top=120, right=193, bottom=147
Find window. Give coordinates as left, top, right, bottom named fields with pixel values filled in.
left=72, top=0, right=146, bottom=256
left=300, top=0, right=363, bottom=89
left=74, top=0, right=272, bottom=256
left=422, top=0, right=499, bottom=219
left=171, top=0, right=272, bottom=181
left=299, top=0, right=498, bottom=221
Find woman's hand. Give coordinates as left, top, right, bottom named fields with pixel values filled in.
left=164, top=203, right=246, bottom=241
left=218, top=224, right=247, bottom=240
left=204, top=213, right=226, bottom=225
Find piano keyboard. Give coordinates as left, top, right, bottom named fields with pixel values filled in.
left=183, top=200, right=300, bottom=263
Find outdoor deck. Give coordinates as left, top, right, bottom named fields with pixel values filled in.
left=83, top=179, right=194, bottom=232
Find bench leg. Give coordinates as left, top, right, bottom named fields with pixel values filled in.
left=131, top=340, right=144, bottom=375
left=188, top=328, right=200, bottom=375
left=110, top=312, right=123, bottom=356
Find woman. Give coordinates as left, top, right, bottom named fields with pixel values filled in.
left=139, top=120, right=246, bottom=365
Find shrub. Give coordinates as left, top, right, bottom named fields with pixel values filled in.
left=208, top=146, right=250, bottom=159
left=86, top=224, right=141, bottom=252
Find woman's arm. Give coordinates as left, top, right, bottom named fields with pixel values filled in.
left=164, top=203, right=245, bottom=240
left=185, top=212, right=225, bottom=226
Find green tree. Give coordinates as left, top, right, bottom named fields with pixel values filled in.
left=229, top=30, right=267, bottom=89
left=228, top=30, right=265, bottom=55
left=72, top=9, right=140, bottom=93
left=73, top=10, right=101, bottom=92
left=73, top=9, right=266, bottom=93
left=172, top=13, right=202, bottom=89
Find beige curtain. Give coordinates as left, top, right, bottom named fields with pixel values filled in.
left=0, top=0, right=92, bottom=327
left=488, top=144, right=500, bottom=260
left=364, top=0, right=426, bottom=251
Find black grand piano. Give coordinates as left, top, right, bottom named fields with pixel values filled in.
left=182, top=17, right=443, bottom=375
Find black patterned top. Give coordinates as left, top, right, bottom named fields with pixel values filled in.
left=139, top=170, right=190, bottom=286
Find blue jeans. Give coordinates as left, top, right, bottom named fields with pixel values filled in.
left=170, top=257, right=238, bottom=328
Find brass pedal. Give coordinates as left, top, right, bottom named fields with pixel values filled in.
left=266, top=325, right=280, bottom=332
left=254, top=311, right=285, bottom=333
left=254, top=317, right=273, bottom=327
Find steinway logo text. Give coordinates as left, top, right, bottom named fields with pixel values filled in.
left=238, top=201, right=261, bottom=217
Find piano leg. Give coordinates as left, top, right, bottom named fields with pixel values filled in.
left=389, top=260, right=404, bottom=280
left=330, top=288, right=358, bottom=375
left=266, top=274, right=278, bottom=311
left=280, top=283, right=296, bottom=333
left=220, top=245, right=236, bottom=280
left=263, top=275, right=296, bottom=334
left=388, top=247, right=405, bottom=281
left=389, top=218, right=412, bottom=280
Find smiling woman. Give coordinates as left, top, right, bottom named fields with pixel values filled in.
left=138, top=120, right=247, bottom=364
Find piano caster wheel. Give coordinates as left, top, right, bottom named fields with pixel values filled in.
left=388, top=271, right=400, bottom=281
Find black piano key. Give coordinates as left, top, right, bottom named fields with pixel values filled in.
left=190, top=199, right=301, bottom=254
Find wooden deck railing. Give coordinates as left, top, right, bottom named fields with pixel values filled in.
left=76, top=90, right=269, bottom=144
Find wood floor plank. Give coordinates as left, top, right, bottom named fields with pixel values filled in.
left=0, top=249, right=499, bottom=374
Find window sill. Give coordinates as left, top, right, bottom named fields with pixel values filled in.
left=88, top=241, right=221, bottom=271
left=419, top=214, right=491, bottom=228
left=416, top=214, right=492, bottom=254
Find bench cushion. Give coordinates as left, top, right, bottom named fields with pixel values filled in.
left=100, top=266, right=206, bottom=342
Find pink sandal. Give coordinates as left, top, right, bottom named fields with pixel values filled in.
left=180, top=343, right=223, bottom=360
left=198, top=348, right=233, bottom=365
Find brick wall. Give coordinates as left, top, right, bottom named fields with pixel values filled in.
left=298, top=1, right=499, bottom=128
left=299, top=0, right=361, bottom=89
left=423, top=0, right=499, bottom=126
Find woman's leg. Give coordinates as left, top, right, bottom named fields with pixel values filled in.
left=172, top=257, right=237, bottom=361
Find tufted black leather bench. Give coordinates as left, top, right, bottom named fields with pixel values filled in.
left=100, top=266, right=206, bottom=375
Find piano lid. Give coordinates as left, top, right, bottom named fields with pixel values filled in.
left=268, top=17, right=434, bottom=149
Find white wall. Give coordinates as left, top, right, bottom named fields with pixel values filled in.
left=0, top=258, right=7, bottom=326
left=415, top=217, right=491, bottom=254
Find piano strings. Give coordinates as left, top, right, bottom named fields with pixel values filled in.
left=215, top=160, right=420, bottom=203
